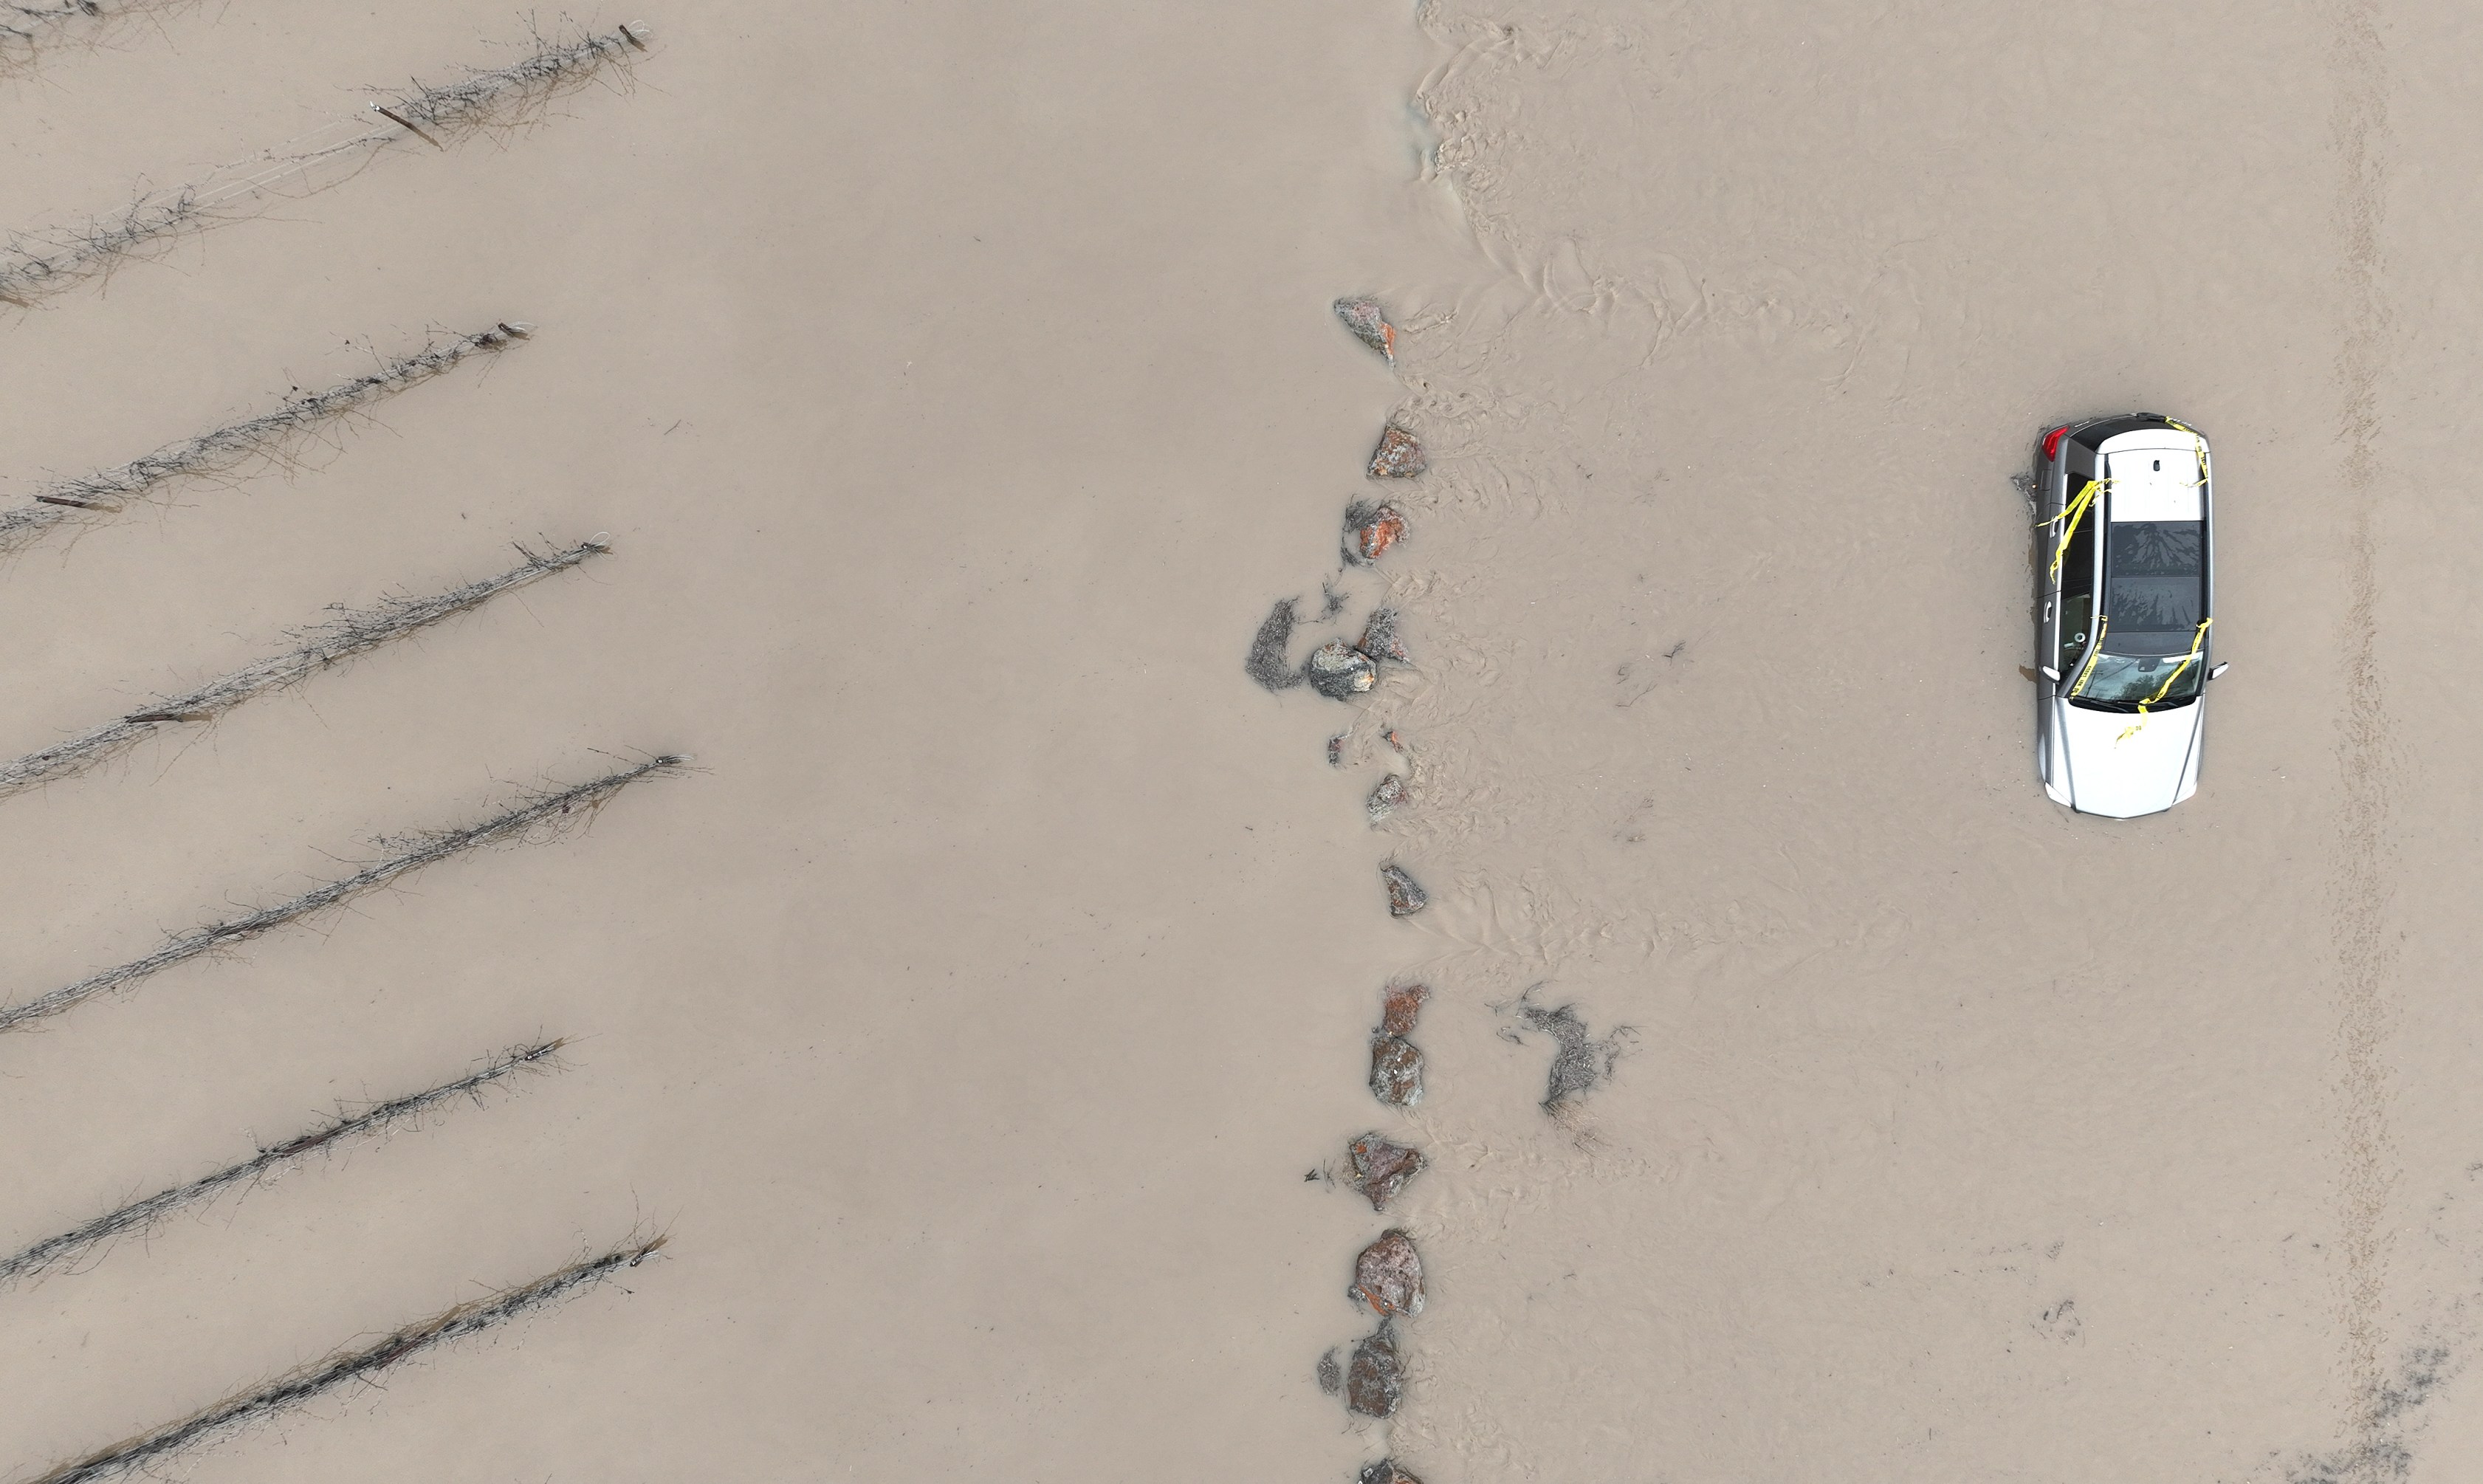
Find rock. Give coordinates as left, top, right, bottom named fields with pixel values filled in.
left=1349, top=1229, right=1424, bottom=1316
left=1345, top=1322, right=1404, bottom=1418
left=1317, top=1348, right=1344, bottom=1395
left=1306, top=642, right=1376, bottom=699
left=1347, top=1134, right=1424, bottom=1211
left=1358, top=607, right=1409, bottom=666
left=1368, top=425, right=1427, bottom=479
left=1369, top=1034, right=1423, bottom=1107
left=1344, top=500, right=1407, bottom=564
left=1246, top=598, right=1302, bottom=691
left=1360, top=1462, right=1425, bottom=1484
left=1366, top=773, right=1407, bottom=825
left=1328, top=732, right=1347, bottom=768
left=1378, top=983, right=1429, bottom=1037
left=1371, top=983, right=1428, bottom=1105
left=1380, top=862, right=1429, bottom=916
left=1333, top=295, right=1396, bottom=363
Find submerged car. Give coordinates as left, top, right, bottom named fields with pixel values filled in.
left=2029, top=413, right=2228, bottom=818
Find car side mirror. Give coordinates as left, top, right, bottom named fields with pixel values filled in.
left=2040, top=665, right=2061, bottom=681
left=2209, top=662, right=2230, bottom=680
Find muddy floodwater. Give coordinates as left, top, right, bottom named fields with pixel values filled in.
left=1, top=1, right=2481, bottom=1481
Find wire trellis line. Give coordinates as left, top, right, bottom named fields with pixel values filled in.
left=24, top=1237, right=666, bottom=1484
left=0, top=753, right=687, bottom=1033
left=0, top=1040, right=567, bottom=1287
left=0, top=535, right=612, bottom=797
left=0, top=320, right=532, bottom=552
left=0, top=0, right=198, bottom=61
left=0, top=21, right=652, bottom=306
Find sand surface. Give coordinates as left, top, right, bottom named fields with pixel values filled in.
left=1, top=1, right=2479, bottom=1481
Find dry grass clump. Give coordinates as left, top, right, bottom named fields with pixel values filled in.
left=0, top=24, right=648, bottom=306
left=378, top=21, right=649, bottom=135
left=0, top=0, right=199, bottom=72
left=0, top=1040, right=566, bottom=1287
left=0, top=0, right=106, bottom=43
left=24, top=1237, right=666, bottom=1484
left=0, top=754, right=685, bottom=1032
left=0, top=537, right=611, bottom=797
left=0, top=184, right=207, bottom=308
left=0, top=322, right=530, bottom=549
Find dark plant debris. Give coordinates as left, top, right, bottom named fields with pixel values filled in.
left=1502, top=986, right=1632, bottom=1111
left=1246, top=597, right=1303, bottom=691
left=2282, top=1339, right=2456, bottom=1484
left=1359, top=607, right=1409, bottom=667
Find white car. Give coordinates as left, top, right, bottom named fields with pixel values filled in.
left=2030, top=415, right=2228, bottom=818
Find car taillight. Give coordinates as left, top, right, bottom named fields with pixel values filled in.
left=2041, top=425, right=2070, bottom=461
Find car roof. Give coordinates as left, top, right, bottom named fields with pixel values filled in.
left=2100, top=431, right=2207, bottom=522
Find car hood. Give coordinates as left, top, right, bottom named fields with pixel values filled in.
left=2052, top=697, right=2202, bottom=818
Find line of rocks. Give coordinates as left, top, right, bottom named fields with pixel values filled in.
left=1324, top=976, right=1431, bottom=1428
left=1298, top=297, right=1432, bottom=1484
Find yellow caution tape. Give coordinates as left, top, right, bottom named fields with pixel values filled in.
left=2172, top=427, right=2210, bottom=489
left=2044, top=476, right=2105, bottom=582
left=2115, top=618, right=2211, bottom=742
left=2069, top=614, right=2109, bottom=697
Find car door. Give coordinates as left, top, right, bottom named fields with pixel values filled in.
left=2045, top=450, right=2101, bottom=681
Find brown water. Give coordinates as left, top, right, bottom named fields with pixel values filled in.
left=1, top=1, right=2480, bottom=1481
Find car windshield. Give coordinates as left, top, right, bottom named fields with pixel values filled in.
left=2101, top=520, right=2203, bottom=655
left=2069, top=651, right=2204, bottom=708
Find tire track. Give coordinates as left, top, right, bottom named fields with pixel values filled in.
left=2326, top=0, right=2402, bottom=1470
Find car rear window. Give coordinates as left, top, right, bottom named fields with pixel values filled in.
left=2073, top=415, right=2169, bottom=450
left=2103, top=520, right=2204, bottom=654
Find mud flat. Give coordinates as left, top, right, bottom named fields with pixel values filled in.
left=24, top=1, right=2470, bottom=1480
left=1370, top=1, right=2483, bottom=1480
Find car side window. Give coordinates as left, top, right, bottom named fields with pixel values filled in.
left=2055, top=474, right=2098, bottom=671
left=2058, top=475, right=2098, bottom=597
